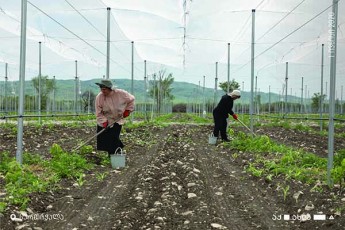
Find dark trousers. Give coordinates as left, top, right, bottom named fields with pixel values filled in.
left=97, top=123, right=124, bottom=156
left=213, top=111, right=228, bottom=140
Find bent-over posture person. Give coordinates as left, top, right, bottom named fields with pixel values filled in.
left=212, top=89, right=241, bottom=142
left=95, top=79, right=135, bottom=157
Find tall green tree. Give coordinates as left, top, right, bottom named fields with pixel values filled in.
left=311, top=92, right=326, bottom=112
left=31, top=75, right=56, bottom=110
left=149, top=69, right=175, bottom=113
left=219, top=79, right=240, bottom=93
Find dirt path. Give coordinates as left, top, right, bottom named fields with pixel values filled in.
left=1, top=123, right=343, bottom=229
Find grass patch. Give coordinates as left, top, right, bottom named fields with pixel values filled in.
left=229, top=130, right=328, bottom=184
left=0, top=143, right=98, bottom=212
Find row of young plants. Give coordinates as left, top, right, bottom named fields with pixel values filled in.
left=0, top=114, right=194, bottom=214
left=0, top=144, right=109, bottom=213
left=226, top=128, right=345, bottom=189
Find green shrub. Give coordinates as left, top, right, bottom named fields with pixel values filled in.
left=48, top=144, right=92, bottom=178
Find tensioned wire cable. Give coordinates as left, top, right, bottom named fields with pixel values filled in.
left=64, top=0, right=143, bottom=76
left=64, top=0, right=105, bottom=38
left=108, top=12, right=147, bottom=75
left=229, top=0, right=307, bottom=75
left=27, top=1, right=130, bottom=74
left=256, top=0, right=307, bottom=42
left=232, top=3, right=335, bottom=75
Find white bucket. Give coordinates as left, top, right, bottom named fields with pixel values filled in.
left=208, top=133, right=217, bottom=145
left=110, top=148, right=126, bottom=169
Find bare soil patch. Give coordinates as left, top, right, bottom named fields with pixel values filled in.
left=1, top=121, right=345, bottom=229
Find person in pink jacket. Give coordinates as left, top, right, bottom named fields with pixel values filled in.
left=95, top=79, right=135, bottom=157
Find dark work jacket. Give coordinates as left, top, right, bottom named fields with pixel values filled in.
left=213, top=94, right=235, bottom=118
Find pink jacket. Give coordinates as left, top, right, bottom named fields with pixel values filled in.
left=95, top=89, right=135, bottom=126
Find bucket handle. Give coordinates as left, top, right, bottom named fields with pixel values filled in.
left=115, top=147, right=123, bottom=155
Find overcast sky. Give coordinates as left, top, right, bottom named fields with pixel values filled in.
left=0, top=0, right=344, bottom=97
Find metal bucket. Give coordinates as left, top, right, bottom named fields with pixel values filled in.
left=110, top=148, right=126, bottom=169
left=208, top=133, right=217, bottom=145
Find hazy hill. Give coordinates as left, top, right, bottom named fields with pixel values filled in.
left=0, top=79, right=297, bottom=104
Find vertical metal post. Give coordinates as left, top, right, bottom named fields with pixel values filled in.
left=242, top=81, right=244, bottom=116
left=305, top=85, right=308, bottom=113
left=327, top=0, right=339, bottom=186
left=144, top=60, right=147, bottom=120
left=88, top=89, right=90, bottom=114
left=269, top=85, right=271, bottom=114
left=16, top=0, right=28, bottom=165
left=131, top=41, right=134, bottom=95
left=320, top=44, right=324, bottom=131
left=5, top=63, right=8, bottom=114
left=285, top=62, right=288, bottom=114
left=106, top=7, right=110, bottom=79
left=227, top=43, right=230, bottom=93
left=301, top=77, right=304, bottom=113
left=203, top=75, right=206, bottom=117
left=75, top=60, right=78, bottom=113
left=254, top=76, right=258, bottom=115
left=38, top=41, right=42, bottom=124
left=214, top=62, right=218, bottom=107
left=341, top=85, right=343, bottom=114
left=250, top=9, right=255, bottom=133
left=53, top=75, right=56, bottom=113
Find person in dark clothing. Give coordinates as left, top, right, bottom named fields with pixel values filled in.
left=213, top=89, right=241, bottom=142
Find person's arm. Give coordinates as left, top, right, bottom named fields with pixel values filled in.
left=226, top=96, right=238, bottom=120
left=95, top=94, right=107, bottom=125
left=120, top=91, right=135, bottom=118
left=226, top=96, right=234, bottom=116
left=124, top=92, right=135, bottom=112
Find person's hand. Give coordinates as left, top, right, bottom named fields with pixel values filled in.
left=123, top=110, right=130, bottom=118
left=232, top=114, right=238, bottom=120
left=102, top=121, right=108, bottom=128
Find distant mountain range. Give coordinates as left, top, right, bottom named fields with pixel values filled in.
left=0, top=78, right=303, bottom=104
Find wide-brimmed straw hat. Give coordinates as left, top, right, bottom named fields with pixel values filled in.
left=95, top=79, right=114, bottom=89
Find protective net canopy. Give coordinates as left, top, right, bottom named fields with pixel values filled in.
left=0, top=0, right=344, bottom=94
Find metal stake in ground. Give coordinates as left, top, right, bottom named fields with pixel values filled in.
left=72, top=116, right=123, bottom=152
left=237, top=118, right=256, bottom=136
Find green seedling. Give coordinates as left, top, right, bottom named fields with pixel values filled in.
left=76, top=173, right=86, bottom=186
left=281, top=185, right=290, bottom=201
left=96, top=172, right=109, bottom=181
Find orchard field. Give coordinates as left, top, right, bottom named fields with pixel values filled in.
left=1, top=113, right=345, bottom=229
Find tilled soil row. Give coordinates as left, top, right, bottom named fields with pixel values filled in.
left=30, top=127, right=171, bottom=230
left=110, top=125, right=227, bottom=229
left=2, top=123, right=345, bottom=230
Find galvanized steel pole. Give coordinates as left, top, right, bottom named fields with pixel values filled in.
left=75, top=60, right=78, bottom=113
left=203, top=75, right=205, bottom=117
left=16, top=0, right=27, bottom=165
left=268, top=85, right=271, bottom=114
left=106, top=7, right=110, bottom=79
left=250, top=9, right=255, bottom=133
left=301, top=77, right=304, bottom=113
left=341, top=85, right=343, bottom=114
left=5, top=63, right=8, bottom=114
left=227, top=43, right=230, bottom=94
left=320, top=44, right=324, bottom=131
left=131, top=41, right=134, bottom=95
left=285, top=62, right=288, bottom=114
left=214, top=62, right=218, bottom=107
left=327, top=0, right=339, bottom=186
left=144, top=60, right=147, bottom=120
left=38, top=41, right=42, bottom=124
left=53, top=76, right=56, bottom=113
